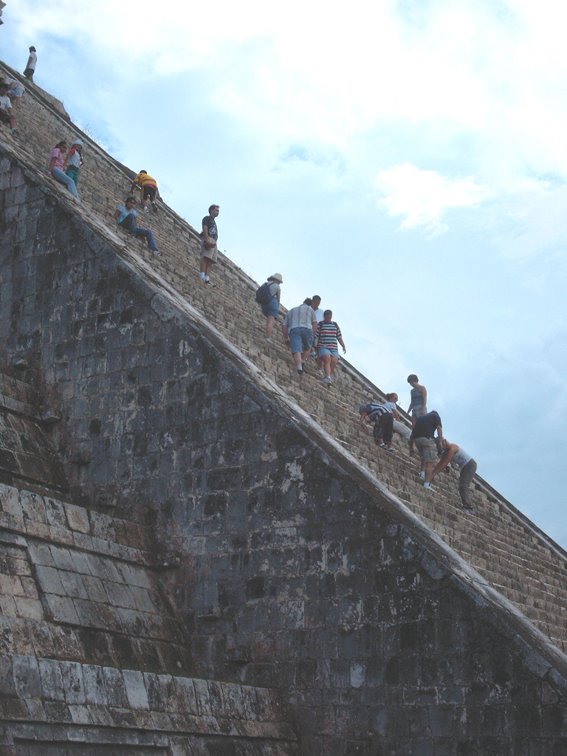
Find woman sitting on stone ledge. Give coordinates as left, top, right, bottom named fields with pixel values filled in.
left=47, top=140, right=80, bottom=200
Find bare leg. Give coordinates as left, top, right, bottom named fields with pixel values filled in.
left=292, top=352, right=303, bottom=369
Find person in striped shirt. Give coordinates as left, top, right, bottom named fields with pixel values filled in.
left=359, top=394, right=400, bottom=450
left=316, top=310, right=346, bottom=385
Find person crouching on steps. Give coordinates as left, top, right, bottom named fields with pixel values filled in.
left=131, top=169, right=159, bottom=213
left=359, top=394, right=400, bottom=451
left=114, top=196, right=159, bottom=255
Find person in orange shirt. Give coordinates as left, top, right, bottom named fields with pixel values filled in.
left=131, top=170, right=159, bottom=213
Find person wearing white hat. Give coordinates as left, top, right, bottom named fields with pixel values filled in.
left=64, top=139, right=84, bottom=187
left=255, top=273, right=283, bottom=339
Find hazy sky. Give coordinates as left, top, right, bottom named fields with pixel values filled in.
left=2, top=0, right=566, bottom=547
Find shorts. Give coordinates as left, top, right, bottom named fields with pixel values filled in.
left=261, top=298, right=279, bottom=317
left=411, top=407, right=426, bottom=418
left=318, top=347, right=338, bottom=358
left=200, top=243, right=218, bottom=262
left=142, top=186, right=157, bottom=202
left=0, top=109, right=11, bottom=123
left=289, top=327, right=313, bottom=354
left=414, top=437, right=437, bottom=463
left=23, top=68, right=35, bottom=78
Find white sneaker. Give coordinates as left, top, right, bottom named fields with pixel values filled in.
left=418, top=471, right=425, bottom=481
left=423, top=482, right=433, bottom=490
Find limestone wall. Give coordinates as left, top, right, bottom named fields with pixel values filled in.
left=1, top=142, right=566, bottom=753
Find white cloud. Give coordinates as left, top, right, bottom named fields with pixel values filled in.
left=374, top=163, right=490, bottom=235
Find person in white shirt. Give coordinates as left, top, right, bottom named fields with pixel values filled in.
left=24, top=46, right=37, bottom=81
left=431, top=439, right=477, bottom=511
left=0, top=82, right=17, bottom=134
left=282, top=299, right=318, bottom=375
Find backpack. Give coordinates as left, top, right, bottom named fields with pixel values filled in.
left=255, top=282, right=273, bottom=304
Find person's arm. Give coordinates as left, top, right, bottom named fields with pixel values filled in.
left=391, top=406, right=400, bottom=421
left=359, top=411, right=369, bottom=427
left=336, top=324, right=346, bottom=353
left=431, top=444, right=458, bottom=481
left=311, top=313, right=318, bottom=337
left=113, top=208, right=121, bottom=222
left=435, top=423, right=443, bottom=446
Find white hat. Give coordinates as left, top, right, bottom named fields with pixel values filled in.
left=269, top=273, right=283, bottom=283
left=71, top=139, right=84, bottom=147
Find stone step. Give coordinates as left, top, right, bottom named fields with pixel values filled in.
left=0, top=654, right=298, bottom=752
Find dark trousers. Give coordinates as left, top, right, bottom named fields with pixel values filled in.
left=373, top=413, right=393, bottom=445
left=459, top=459, right=477, bottom=506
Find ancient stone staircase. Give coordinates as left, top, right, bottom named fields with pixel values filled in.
left=1, top=59, right=566, bottom=664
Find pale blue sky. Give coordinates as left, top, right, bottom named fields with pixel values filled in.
left=2, top=0, right=566, bottom=547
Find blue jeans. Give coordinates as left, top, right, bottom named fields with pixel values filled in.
left=120, top=215, right=158, bottom=252
left=51, top=167, right=79, bottom=198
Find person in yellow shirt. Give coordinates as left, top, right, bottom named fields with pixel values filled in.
left=131, top=170, right=159, bottom=213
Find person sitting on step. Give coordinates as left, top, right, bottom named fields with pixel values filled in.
left=0, top=82, right=18, bottom=136
left=48, top=140, right=79, bottom=200
left=114, top=196, right=159, bottom=255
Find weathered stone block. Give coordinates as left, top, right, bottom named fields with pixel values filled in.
left=123, top=669, right=150, bottom=710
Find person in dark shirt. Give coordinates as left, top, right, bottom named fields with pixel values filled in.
left=409, top=410, right=443, bottom=489
left=200, top=204, right=219, bottom=286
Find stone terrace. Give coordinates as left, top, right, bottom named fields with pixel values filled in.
left=1, top=60, right=566, bottom=659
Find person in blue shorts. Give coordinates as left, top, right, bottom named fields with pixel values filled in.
left=260, top=273, right=283, bottom=339
left=282, top=299, right=318, bottom=376
left=316, top=310, right=346, bottom=385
